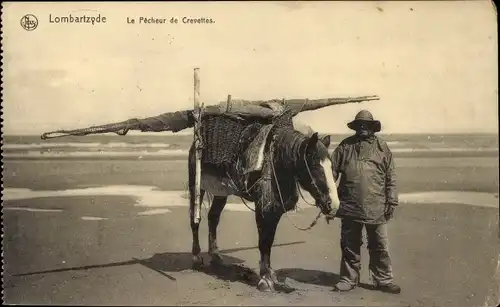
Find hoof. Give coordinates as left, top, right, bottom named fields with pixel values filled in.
left=192, top=255, right=204, bottom=270
left=257, top=277, right=274, bottom=292
left=210, top=253, right=223, bottom=266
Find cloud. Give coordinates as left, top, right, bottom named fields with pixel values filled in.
left=2, top=1, right=497, bottom=135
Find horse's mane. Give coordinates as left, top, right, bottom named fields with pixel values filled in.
left=273, top=127, right=308, bottom=169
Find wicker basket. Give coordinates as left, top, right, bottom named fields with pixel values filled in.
left=201, top=114, right=249, bottom=165
left=199, top=108, right=293, bottom=166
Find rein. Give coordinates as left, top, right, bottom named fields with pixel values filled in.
left=224, top=130, right=330, bottom=231
left=302, top=154, right=324, bottom=205
left=269, top=137, right=325, bottom=231
left=296, top=182, right=316, bottom=206
left=292, top=154, right=328, bottom=208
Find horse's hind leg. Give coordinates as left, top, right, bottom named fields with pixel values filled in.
left=188, top=146, right=205, bottom=270
left=208, top=196, right=227, bottom=265
left=189, top=187, right=205, bottom=270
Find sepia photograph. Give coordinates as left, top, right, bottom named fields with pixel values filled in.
left=1, top=1, right=499, bottom=306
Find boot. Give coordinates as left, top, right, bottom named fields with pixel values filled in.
left=333, top=279, right=356, bottom=292
left=374, top=283, right=401, bottom=294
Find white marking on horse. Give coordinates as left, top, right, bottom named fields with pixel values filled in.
left=320, top=158, right=340, bottom=210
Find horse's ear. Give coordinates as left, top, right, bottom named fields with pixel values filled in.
left=320, top=134, right=331, bottom=148
left=306, top=132, right=319, bottom=153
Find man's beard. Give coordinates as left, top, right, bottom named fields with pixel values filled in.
left=356, top=129, right=373, bottom=138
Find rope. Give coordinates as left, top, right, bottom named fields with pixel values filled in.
left=239, top=197, right=256, bottom=212
left=193, top=103, right=205, bottom=150
left=224, top=169, right=257, bottom=213
left=269, top=139, right=323, bottom=231
left=237, top=174, right=270, bottom=212
left=296, top=182, right=316, bottom=206
left=221, top=136, right=323, bottom=231
left=193, top=123, right=326, bottom=230
left=298, top=98, right=309, bottom=114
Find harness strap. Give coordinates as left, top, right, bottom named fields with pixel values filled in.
left=223, top=133, right=327, bottom=230
left=269, top=138, right=324, bottom=231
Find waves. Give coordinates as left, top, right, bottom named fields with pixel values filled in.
left=3, top=142, right=173, bottom=150
left=2, top=141, right=185, bottom=159
left=2, top=137, right=497, bottom=160
left=3, top=141, right=411, bottom=151
left=3, top=149, right=188, bottom=159
left=3, top=148, right=498, bottom=160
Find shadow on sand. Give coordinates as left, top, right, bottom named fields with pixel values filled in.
left=12, top=240, right=374, bottom=292
left=12, top=241, right=348, bottom=292
left=275, top=268, right=374, bottom=291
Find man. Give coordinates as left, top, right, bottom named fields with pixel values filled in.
left=330, top=110, right=401, bottom=294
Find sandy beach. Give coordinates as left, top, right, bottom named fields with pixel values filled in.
left=4, top=1, right=498, bottom=305
left=2, top=155, right=499, bottom=306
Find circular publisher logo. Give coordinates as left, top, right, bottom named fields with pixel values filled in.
left=21, top=14, right=38, bottom=31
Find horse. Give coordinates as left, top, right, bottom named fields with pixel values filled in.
left=187, top=126, right=340, bottom=292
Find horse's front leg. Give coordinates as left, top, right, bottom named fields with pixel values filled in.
left=208, top=196, right=227, bottom=265
left=255, top=209, right=282, bottom=292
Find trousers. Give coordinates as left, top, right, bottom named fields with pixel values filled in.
left=339, top=218, right=394, bottom=286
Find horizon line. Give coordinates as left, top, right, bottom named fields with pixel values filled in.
left=2, top=131, right=498, bottom=137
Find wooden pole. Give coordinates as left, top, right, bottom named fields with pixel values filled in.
left=226, top=94, right=232, bottom=113
left=193, top=68, right=202, bottom=224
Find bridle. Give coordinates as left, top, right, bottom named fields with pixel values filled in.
left=225, top=131, right=335, bottom=230
left=274, top=130, right=331, bottom=208
left=301, top=152, right=332, bottom=210
left=269, top=137, right=334, bottom=231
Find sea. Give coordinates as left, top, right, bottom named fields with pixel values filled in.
left=2, top=133, right=498, bottom=160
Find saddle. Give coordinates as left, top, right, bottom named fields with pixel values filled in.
left=199, top=123, right=275, bottom=198
left=240, top=101, right=296, bottom=175
left=199, top=102, right=290, bottom=197
left=241, top=124, right=274, bottom=175
left=239, top=100, right=287, bottom=175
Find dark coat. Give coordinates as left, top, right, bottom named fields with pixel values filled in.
left=331, top=135, right=398, bottom=224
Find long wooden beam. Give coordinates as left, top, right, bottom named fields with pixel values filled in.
left=40, top=96, right=380, bottom=140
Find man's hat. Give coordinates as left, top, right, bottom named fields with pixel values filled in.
left=347, top=110, right=381, bottom=132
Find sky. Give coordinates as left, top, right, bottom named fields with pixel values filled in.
left=2, top=1, right=498, bottom=135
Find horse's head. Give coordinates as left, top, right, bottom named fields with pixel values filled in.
left=297, top=132, right=340, bottom=216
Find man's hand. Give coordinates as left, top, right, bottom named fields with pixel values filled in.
left=384, top=204, right=396, bottom=221
left=324, top=209, right=337, bottom=224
